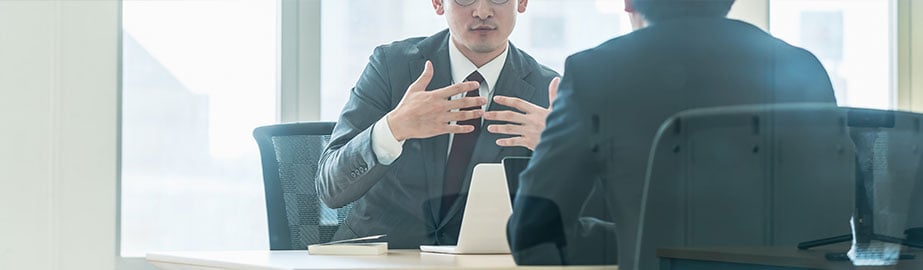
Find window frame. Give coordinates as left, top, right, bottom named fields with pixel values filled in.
left=898, top=0, right=923, bottom=112
left=280, top=0, right=322, bottom=122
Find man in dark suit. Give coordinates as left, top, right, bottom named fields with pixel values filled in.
left=317, top=0, right=560, bottom=248
left=507, top=0, right=837, bottom=267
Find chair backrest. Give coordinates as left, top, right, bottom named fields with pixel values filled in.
left=634, top=104, right=923, bottom=269
left=253, top=122, right=352, bottom=250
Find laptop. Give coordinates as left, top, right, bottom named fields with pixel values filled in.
left=420, top=163, right=513, bottom=254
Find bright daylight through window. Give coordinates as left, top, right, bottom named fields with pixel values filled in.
left=121, top=0, right=278, bottom=256
left=771, top=0, right=896, bottom=109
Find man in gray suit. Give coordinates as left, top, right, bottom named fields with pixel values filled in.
left=507, top=0, right=837, bottom=267
left=317, top=0, right=559, bottom=248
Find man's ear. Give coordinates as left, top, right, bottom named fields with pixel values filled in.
left=518, top=0, right=528, bottom=13
left=433, top=0, right=445, bottom=15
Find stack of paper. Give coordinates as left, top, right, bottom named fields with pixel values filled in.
left=307, top=234, right=388, bottom=256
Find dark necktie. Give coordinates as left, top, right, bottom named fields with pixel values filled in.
left=441, top=71, right=484, bottom=218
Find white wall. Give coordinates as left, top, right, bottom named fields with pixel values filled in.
left=0, top=1, right=119, bottom=269
left=728, top=0, right=769, bottom=31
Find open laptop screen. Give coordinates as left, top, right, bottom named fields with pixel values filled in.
left=501, top=156, right=530, bottom=202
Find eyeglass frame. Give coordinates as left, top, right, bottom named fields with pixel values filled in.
left=454, top=0, right=511, bottom=7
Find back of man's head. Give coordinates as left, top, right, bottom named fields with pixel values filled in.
left=631, top=0, right=735, bottom=23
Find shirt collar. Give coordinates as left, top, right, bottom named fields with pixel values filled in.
left=448, top=36, right=508, bottom=93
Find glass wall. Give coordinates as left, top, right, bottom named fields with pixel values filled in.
left=121, top=0, right=278, bottom=256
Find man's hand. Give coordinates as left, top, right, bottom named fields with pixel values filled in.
left=484, top=77, right=560, bottom=150
left=386, top=61, right=488, bottom=141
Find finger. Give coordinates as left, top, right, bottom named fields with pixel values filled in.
left=432, top=81, right=481, bottom=98
left=493, top=95, right=545, bottom=114
left=441, top=110, right=484, bottom=122
left=487, top=124, right=526, bottom=136
left=496, top=136, right=530, bottom=148
left=548, top=77, right=560, bottom=109
left=444, top=96, right=488, bottom=111
left=408, top=61, right=434, bottom=93
left=483, top=110, right=528, bottom=124
left=443, top=124, right=476, bottom=134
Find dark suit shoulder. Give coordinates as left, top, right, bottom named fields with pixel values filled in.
left=561, top=31, right=636, bottom=77
left=508, top=45, right=560, bottom=95
left=557, top=42, right=622, bottom=100
left=530, top=61, right=559, bottom=81
left=371, top=29, right=452, bottom=61
left=774, top=41, right=824, bottom=65
left=565, top=47, right=607, bottom=70
left=515, top=46, right=560, bottom=77
left=525, top=63, right=559, bottom=88
left=370, top=36, right=429, bottom=59
left=564, top=17, right=826, bottom=82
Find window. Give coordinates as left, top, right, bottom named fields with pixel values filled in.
left=771, top=0, right=896, bottom=109
left=121, top=0, right=278, bottom=256
left=319, top=0, right=633, bottom=120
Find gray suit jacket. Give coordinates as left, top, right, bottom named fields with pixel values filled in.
left=317, top=29, right=558, bottom=248
left=507, top=18, right=837, bottom=267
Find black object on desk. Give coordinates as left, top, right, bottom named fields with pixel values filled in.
left=824, top=252, right=916, bottom=261
left=907, top=228, right=923, bottom=245
left=659, top=246, right=923, bottom=270
left=798, top=110, right=923, bottom=251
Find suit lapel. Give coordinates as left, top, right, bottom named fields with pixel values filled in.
left=476, top=56, right=537, bottom=164
left=439, top=44, right=538, bottom=228
left=413, top=30, right=453, bottom=225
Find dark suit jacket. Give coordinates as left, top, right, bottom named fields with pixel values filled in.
left=317, top=29, right=559, bottom=248
left=507, top=18, right=837, bottom=268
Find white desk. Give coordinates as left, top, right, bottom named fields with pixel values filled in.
left=146, top=250, right=616, bottom=270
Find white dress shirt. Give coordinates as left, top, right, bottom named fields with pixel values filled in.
left=371, top=38, right=509, bottom=165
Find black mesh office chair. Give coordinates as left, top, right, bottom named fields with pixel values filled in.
left=254, top=122, right=353, bottom=250
left=633, top=104, right=923, bottom=269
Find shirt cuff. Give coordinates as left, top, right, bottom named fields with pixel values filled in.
left=371, top=117, right=405, bottom=165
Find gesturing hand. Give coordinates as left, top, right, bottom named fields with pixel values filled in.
left=484, top=77, right=560, bottom=150
left=385, top=61, right=489, bottom=141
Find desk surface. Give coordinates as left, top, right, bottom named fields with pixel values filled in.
left=146, top=250, right=617, bottom=270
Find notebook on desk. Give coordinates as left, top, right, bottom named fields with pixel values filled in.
left=308, top=234, right=388, bottom=255
left=420, top=163, right=513, bottom=254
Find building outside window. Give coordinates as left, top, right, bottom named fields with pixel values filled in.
left=121, top=0, right=278, bottom=256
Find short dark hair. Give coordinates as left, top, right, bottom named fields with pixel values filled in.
left=631, top=0, right=736, bottom=23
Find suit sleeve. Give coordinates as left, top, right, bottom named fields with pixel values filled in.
left=507, top=55, right=607, bottom=264
left=800, top=48, right=837, bottom=103
left=316, top=46, right=400, bottom=208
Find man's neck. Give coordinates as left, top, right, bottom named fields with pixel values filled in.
left=451, top=38, right=508, bottom=68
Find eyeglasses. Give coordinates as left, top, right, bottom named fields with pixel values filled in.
left=454, top=0, right=510, bottom=7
